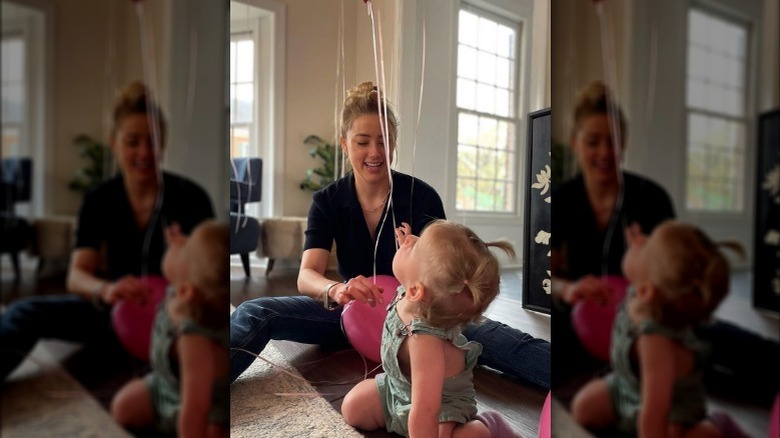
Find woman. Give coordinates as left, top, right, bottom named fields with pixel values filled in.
left=551, top=80, right=778, bottom=404
left=230, top=82, right=550, bottom=389
left=0, top=81, right=214, bottom=381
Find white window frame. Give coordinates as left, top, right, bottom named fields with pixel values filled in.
left=683, top=4, right=752, bottom=215
left=1, top=0, right=52, bottom=218
left=450, top=0, right=533, bottom=224
left=626, top=0, right=762, bottom=270
left=230, top=0, right=285, bottom=219
left=454, top=3, right=522, bottom=215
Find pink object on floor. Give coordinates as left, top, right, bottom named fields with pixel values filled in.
left=538, top=391, right=551, bottom=438
left=111, top=275, right=167, bottom=362
left=341, top=275, right=400, bottom=363
left=571, top=275, right=629, bottom=362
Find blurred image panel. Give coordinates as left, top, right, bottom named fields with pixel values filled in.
left=550, top=0, right=779, bottom=436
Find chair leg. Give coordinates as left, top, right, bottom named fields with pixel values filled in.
left=240, top=253, right=251, bottom=278
left=266, top=258, right=275, bottom=277
left=10, top=251, right=21, bottom=283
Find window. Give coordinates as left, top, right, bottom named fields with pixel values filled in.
left=230, top=34, right=255, bottom=159
left=685, top=8, right=749, bottom=212
left=455, top=6, right=520, bottom=213
left=1, top=35, right=26, bottom=158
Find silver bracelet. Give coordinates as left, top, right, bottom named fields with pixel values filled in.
left=322, top=282, right=340, bottom=310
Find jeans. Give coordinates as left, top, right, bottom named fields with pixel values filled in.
left=230, top=295, right=551, bottom=389
left=0, top=294, right=121, bottom=381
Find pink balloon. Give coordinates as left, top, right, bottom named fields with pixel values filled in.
left=340, top=275, right=401, bottom=363
left=538, top=391, right=551, bottom=438
left=770, top=393, right=780, bottom=438
left=111, top=275, right=168, bottom=362
left=571, top=275, right=630, bottom=362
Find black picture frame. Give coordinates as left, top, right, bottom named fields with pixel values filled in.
left=753, top=108, right=780, bottom=314
left=522, top=107, right=552, bottom=314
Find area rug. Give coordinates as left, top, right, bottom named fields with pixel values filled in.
left=1, top=362, right=130, bottom=438
left=230, top=342, right=363, bottom=438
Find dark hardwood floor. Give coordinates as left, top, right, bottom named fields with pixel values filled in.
left=230, top=264, right=550, bottom=437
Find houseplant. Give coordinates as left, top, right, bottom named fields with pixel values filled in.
left=69, top=134, right=111, bottom=193
left=300, top=134, right=344, bottom=191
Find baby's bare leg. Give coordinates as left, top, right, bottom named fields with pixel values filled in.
left=342, top=378, right=385, bottom=431
left=571, top=377, right=616, bottom=430
left=449, top=420, right=490, bottom=438
left=111, top=377, right=155, bottom=429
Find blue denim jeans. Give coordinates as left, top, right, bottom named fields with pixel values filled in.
left=0, top=294, right=121, bottom=381
left=230, top=295, right=551, bottom=389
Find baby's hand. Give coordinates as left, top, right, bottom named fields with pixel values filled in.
left=624, top=222, right=646, bottom=246
left=395, top=222, right=412, bottom=246
left=164, top=223, right=185, bottom=246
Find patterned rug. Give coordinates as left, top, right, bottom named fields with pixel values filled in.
left=230, top=342, right=363, bottom=438
left=1, top=361, right=130, bottom=438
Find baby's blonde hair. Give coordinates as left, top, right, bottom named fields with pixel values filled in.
left=183, top=221, right=230, bottom=330
left=411, top=220, right=515, bottom=329
left=644, top=221, right=743, bottom=330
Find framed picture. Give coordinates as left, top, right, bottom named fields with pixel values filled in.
left=753, top=108, right=780, bottom=314
left=522, top=107, right=552, bottom=314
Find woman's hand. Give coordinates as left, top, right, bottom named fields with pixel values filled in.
left=562, top=275, right=613, bottom=305
left=101, top=275, right=152, bottom=305
left=334, top=275, right=385, bottom=307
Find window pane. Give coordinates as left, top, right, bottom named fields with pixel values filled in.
left=459, top=11, right=478, bottom=47
left=458, top=144, right=477, bottom=178
left=231, top=125, right=250, bottom=158
left=476, top=83, right=494, bottom=113
left=458, top=46, right=477, bottom=80
left=458, top=113, right=479, bottom=145
left=236, top=40, right=254, bottom=82
left=235, top=83, right=254, bottom=123
left=457, top=178, right=476, bottom=210
left=457, top=79, right=476, bottom=110
left=477, top=17, right=497, bottom=54
left=476, top=179, right=495, bottom=211
left=478, top=116, right=498, bottom=148
left=495, top=88, right=510, bottom=117
left=495, top=57, right=510, bottom=89
left=456, top=7, right=520, bottom=214
left=477, top=52, right=496, bottom=84
left=496, top=25, right=515, bottom=59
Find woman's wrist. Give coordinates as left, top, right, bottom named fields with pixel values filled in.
left=322, top=282, right=340, bottom=310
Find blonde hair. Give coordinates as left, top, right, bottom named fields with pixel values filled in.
left=340, top=81, right=398, bottom=144
left=411, top=221, right=515, bottom=329
left=111, top=80, right=167, bottom=144
left=183, top=221, right=230, bottom=330
left=571, top=80, right=626, bottom=142
left=644, top=221, right=744, bottom=330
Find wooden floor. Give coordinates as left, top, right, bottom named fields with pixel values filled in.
left=230, top=264, right=550, bottom=437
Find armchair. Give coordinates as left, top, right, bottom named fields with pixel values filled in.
left=1, top=158, right=32, bottom=282
left=230, top=157, right=262, bottom=277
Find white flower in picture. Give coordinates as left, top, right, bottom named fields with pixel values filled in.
left=535, top=230, right=551, bottom=245
left=532, top=165, right=551, bottom=196
left=765, top=229, right=780, bottom=246
left=542, top=270, right=551, bottom=295
left=762, top=164, right=780, bottom=204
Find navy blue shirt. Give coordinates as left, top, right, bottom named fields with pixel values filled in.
left=304, top=171, right=445, bottom=281
left=75, top=172, right=215, bottom=280
left=551, top=171, right=675, bottom=280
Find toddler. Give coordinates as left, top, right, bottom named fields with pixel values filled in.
left=342, top=220, right=519, bottom=437
left=111, top=221, right=230, bottom=437
left=572, top=220, right=742, bottom=437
